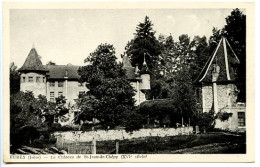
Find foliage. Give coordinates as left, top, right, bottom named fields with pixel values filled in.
left=209, top=8, right=246, bottom=102
left=10, top=62, right=20, bottom=94
left=10, top=91, right=48, bottom=151
left=223, top=9, right=246, bottom=102
left=10, top=91, right=69, bottom=151
left=215, top=110, right=233, bottom=122
left=125, top=16, right=162, bottom=99
left=123, top=109, right=145, bottom=132
left=196, top=110, right=215, bottom=132
left=77, top=43, right=136, bottom=128
left=55, top=95, right=69, bottom=119
left=125, top=16, right=161, bottom=72
left=140, top=100, right=182, bottom=126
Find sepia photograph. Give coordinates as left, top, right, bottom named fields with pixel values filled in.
left=2, top=1, right=255, bottom=163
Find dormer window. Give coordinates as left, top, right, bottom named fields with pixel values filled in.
left=28, top=77, right=33, bottom=82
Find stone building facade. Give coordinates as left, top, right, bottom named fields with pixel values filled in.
left=196, top=37, right=246, bottom=132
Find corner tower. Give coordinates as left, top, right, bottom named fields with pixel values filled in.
left=18, top=46, right=49, bottom=97
left=195, top=37, right=246, bottom=131
left=139, top=53, right=151, bottom=91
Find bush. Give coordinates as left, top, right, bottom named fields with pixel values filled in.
left=216, top=110, right=233, bottom=122
left=196, top=110, right=215, bottom=132
left=123, top=108, right=146, bottom=132
left=140, top=99, right=182, bottom=127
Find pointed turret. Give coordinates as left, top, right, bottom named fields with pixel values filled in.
left=19, top=46, right=48, bottom=97
left=18, top=47, right=48, bottom=72
left=195, top=37, right=246, bottom=131
left=140, top=53, right=151, bottom=90
left=195, top=37, right=240, bottom=84
left=139, top=53, right=151, bottom=75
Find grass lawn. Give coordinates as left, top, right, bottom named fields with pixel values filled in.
left=97, top=132, right=246, bottom=154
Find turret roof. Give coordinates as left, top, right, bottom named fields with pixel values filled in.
left=18, top=47, right=48, bottom=72
left=195, top=37, right=240, bottom=84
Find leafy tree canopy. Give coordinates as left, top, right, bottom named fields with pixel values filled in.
left=125, top=16, right=161, bottom=73
left=10, top=62, right=20, bottom=94
left=77, top=43, right=137, bottom=128
left=208, top=8, right=246, bottom=102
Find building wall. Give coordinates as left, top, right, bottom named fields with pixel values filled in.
left=215, top=106, right=246, bottom=132
left=130, top=81, right=146, bottom=105
left=47, top=80, right=88, bottom=104
left=20, top=72, right=46, bottom=97
left=140, top=74, right=150, bottom=90
left=202, top=84, right=238, bottom=112
left=67, top=81, right=88, bottom=104
left=202, top=84, right=246, bottom=132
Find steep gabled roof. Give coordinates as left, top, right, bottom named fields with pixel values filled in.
left=195, top=37, right=240, bottom=84
left=18, top=48, right=48, bottom=72
left=46, top=64, right=80, bottom=80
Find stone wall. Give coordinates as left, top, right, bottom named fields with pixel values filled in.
left=202, top=84, right=238, bottom=112
left=201, top=84, right=246, bottom=132
left=54, top=127, right=193, bottom=144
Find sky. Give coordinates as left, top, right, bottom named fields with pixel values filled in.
left=10, top=8, right=245, bottom=68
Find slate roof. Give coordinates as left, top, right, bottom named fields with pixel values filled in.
left=46, top=65, right=80, bottom=80
left=18, top=48, right=48, bottom=72
left=195, top=37, right=240, bottom=84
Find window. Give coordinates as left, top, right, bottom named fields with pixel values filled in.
left=58, top=81, right=64, bottom=87
left=22, top=77, right=26, bottom=83
left=50, top=92, right=55, bottom=102
left=49, top=81, right=55, bottom=87
left=28, top=77, right=33, bottom=82
left=43, top=77, right=45, bottom=83
left=238, top=112, right=245, bottom=126
left=50, top=92, right=54, bottom=97
left=36, top=77, right=41, bottom=83
left=58, top=92, right=63, bottom=97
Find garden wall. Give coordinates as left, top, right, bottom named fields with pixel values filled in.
left=54, top=126, right=193, bottom=144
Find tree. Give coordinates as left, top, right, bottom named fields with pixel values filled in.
left=190, top=35, right=211, bottom=81
left=77, top=43, right=136, bottom=128
left=223, top=8, right=246, bottom=102
left=10, top=62, right=20, bottom=94
left=169, top=63, right=199, bottom=124
left=207, top=9, right=246, bottom=102
left=10, top=91, right=68, bottom=151
left=158, top=34, right=176, bottom=76
left=125, top=16, right=161, bottom=73
left=10, top=91, right=47, bottom=151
